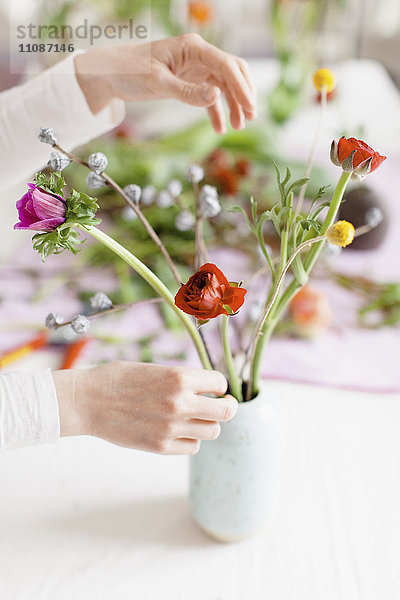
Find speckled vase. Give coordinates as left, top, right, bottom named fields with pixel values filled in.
left=189, top=384, right=285, bottom=542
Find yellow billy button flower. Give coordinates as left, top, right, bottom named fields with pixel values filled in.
left=326, top=220, right=355, bottom=247
left=313, top=68, right=336, bottom=93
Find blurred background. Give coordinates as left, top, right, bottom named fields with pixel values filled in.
left=1, top=0, right=400, bottom=388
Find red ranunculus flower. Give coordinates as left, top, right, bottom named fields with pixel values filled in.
left=174, top=263, right=247, bottom=320
left=336, top=137, right=386, bottom=174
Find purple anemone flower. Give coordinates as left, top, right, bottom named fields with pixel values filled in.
left=14, top=184, right=66, bottom=231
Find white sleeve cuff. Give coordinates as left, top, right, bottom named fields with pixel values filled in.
left=0, top=369, right=60, bottom=451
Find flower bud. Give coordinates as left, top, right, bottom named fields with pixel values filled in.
left=90, top=291, right=113, bottom=312
left=123, top=184, right=142, bottom=204
left=38, top=127, right=57, bottom=145
left=332, top=137, right=386, bottom=175
left=88, top=152, right=108, bottom=173
left=175, top=210, right=195, bottom=231
left=187, top=165, right=204, bottom=183
left=141, top=185, right=156, bottom=206
left=15, top=185, right=66, bottom=231
left=157, top=190, right=174, bottom=208
left=45, top=312, right=64, bottom=329
left=48, top=151, right=70, bottom=171
left=166, top=179, right=183, bottom=198
left=71, top=314, right=90, bottom=335
left=326, top=220, right=355, bottom=247
left=199, top=185, right=221, bottom=218
left=86, top=172, right=106, bottom=190
left=313, top=68, right=336, bottom=93
left=122, top=205, right=138, bottom=221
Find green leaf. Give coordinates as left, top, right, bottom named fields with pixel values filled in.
left=300, top=220, right=311, bottom=231
left=292, top=254, right=309, bottom=285
left=222, top=304, right=234, bottom=315
left=227, top=204, right=255, bottom=233
left=309, top=185, right=331, bottom=210
left=287, top=177, right=309, bottom=196
left=282, top=166, right=292, bottom=188
left=311, top=201, right=331, bottom=220
left=196, top=318, right=210, bottom=327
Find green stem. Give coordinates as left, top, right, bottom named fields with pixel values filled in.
left=221, top=315, right=243, bottom=402
left=279, top=227, right=289, bottom=273
left=249, top=170, right=351, bottom=396
left=303, top=171, right=351, bottom=273
left=82, top=226, right=212, bottom=370
left=258, top=237, right=276, bottom=278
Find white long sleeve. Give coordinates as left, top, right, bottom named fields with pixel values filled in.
left=0, top=369, right=60, bottom=451
left=0, top=51, right=125, bottom=188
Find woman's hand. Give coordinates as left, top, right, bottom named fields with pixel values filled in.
left=74, top=33, right=257, bottom=133
left=53, top=362, right=237, bottom=455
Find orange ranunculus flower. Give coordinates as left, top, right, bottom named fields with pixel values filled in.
left=188, top=1, right=214, bottom=25
left=174, top=263, right=247, bottom=320
left=331, top=137, right=386, bottom=175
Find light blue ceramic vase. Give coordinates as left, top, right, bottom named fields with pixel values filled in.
left=189, top=384, right=285, bottom=542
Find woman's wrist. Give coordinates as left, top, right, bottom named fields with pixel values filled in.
left=74, top=51, right=114, bottom=115
left=52, top=369, right=89, bottom=437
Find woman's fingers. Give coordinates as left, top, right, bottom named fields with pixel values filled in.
left=163, top=70, right=221, bottom=107
left=182, top=367, right=228, bottom=396
left=236, top=59, right=257, bottom=121
left=199, top=43, right=256, bottom=112
left=207, top=97, right=227, bottom=134
left=225, top=88, right=245, bottom=130
left=182, top=419, right=221, bottom=440
left=187, top=394, right=238, bottom=422
left=167, top=439, right=201, bottom=455
left=197, top=43, right=256, bottom=129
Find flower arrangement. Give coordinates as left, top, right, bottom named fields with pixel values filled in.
left=15, top=69, right=386, bottom=403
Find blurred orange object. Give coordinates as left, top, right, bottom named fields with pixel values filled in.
left=188, top=1, right=214, bottom=25
left=289, top=286, right=332, bottom=337
left=0, top=330, right=91, bottom=370
left=0, top=330, right=49, bottom=369
left=60, top=337, right=91, bottom=370
left=205, top=149, right=251, bottom=195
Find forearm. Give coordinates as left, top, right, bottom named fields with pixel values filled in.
left=0, top=52, right=125, bottom=189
